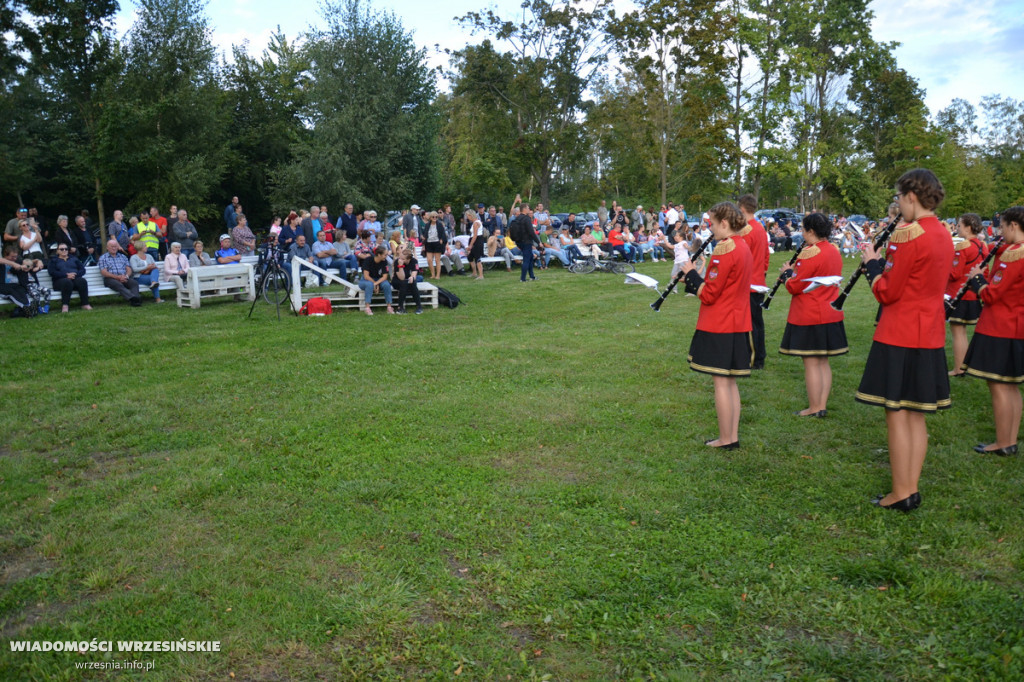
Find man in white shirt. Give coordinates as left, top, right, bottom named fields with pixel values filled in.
left=666, top=203, right=679, bottom=227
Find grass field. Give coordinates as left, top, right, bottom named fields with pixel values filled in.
left=1, top=254, right=1022, bottom=681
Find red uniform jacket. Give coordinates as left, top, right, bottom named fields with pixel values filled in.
left=784, top=240, right=844, bottom=326
left=870, top=216, right=954, bottom=349
left=945, top=237, right=987, bottom=301
left=739, top=219, right=770, bottom=287
left=976, top=243, right=1024, bottom=339
left=696, top=235, right=753, bottom=333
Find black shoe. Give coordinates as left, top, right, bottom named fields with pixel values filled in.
left=704, top=439, right=740, bottom=450
left=871, top=492, right=921, bottom=512
left=794, top=409, right=827, bottom=418
left=129, top=297, right=142, bottom=307
left=415, top=306, right=423, bottom=314
left=395, top=307, right=406, bottom=315
left=974, top=443, right=1018, bottom=456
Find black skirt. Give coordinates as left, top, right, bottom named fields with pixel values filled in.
left=688, top=330, right=752, bottom=377
left=779, top=321, right=849, bottom=357
left=946, top=298, right=982, bottom=325
left=469, top=240, right=485, bottom=262
left=424, top=241, right=443, bottom=254
left=962, top=332, right=1024, bottom=384
left=855, top=341, right=952, bottom=412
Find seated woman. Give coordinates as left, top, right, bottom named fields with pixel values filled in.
left=557, top=225, right=582, bottom=264
left=18, top=219, right=46, bottom=273
left=163, top=241, right=190, bottom=290
left=392, top=248, right=423, bottom=314
left=48, top=242, right=91, bottom=312
left=359, top=245, right=395, bottom=315
left=130, top=247, right=163, bottom=302
left=189, top=240, right=214, bottom=267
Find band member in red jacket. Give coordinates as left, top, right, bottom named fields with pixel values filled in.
left=778, top=213, right=848, bottom=417
left=679, top=202, right=753, bottom=450
left=961, top=205, right=1024, bottom=456
left=738, top=195, right=771, bottom=369
left=946, top=213, right=988, bottom=376
left=856, top=169, right=954, bottom=512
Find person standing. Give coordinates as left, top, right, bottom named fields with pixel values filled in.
left=738, top=194, right=771, bottom=369
left=467, top=211, right=486, bottom=280
left=945, top=213, right=988, bottom=377
left=855, top=168, right=953, bottom=512
left=419, top=211, right=446, bottom=280
left=511, top=203, right=539, bottom=282
left=402, top=205, right=421, bottom=241
left=778, top=213, right=848, bottom=417
left=171, top=209, right=199, bottom=258
left=960, top=205, right=1024, bottom=456
left=597, top=200, right=609, bottom=230
left=337, top=203, right=358, bottom=245
left=224, top=196, right=240, bottom=230
left=678, top=202, right=753, bottom=450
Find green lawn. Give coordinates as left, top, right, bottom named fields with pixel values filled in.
left=1, top=255, right=1022, bottom=681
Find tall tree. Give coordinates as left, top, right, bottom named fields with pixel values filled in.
left=116, top=0, right=228, bottom=219
left=453, top=0, right=610, bottom=207
left=609, top=0, right=730, bottom=206
left=25, top=0, right=120, bottom=238
left=272, top=0, right=439, bottom=213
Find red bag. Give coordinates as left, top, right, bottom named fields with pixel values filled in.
left=299, top=297, right=333, bottom=316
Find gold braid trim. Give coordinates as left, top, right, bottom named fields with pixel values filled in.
left=954, top=240, right=972, bottom=252
left=998, top=244, right=1024, bottom=263
left=796, top=245, right=820, bottom=260
left=712, top=239, right=736, bottom=256
left=737, top=225, right=752, bottom=237
left=887, top=221, right=925, bottom=244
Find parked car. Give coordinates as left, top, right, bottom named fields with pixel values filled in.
left=848, top=214, right=869, bottom=227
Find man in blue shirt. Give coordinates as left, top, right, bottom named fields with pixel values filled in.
left=224, top=196, right=239, bottom=230
left=215, top=234, right=241, bottom=264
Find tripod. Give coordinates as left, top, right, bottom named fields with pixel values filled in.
left=247, top=237, right=295, bottom=320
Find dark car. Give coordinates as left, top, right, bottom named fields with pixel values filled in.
left=848, top=214, right=869, bottom=227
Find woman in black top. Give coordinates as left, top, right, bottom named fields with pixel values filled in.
left=393, top=248, right=423, bottom=314
left=419, top=211, right=446, bottom=280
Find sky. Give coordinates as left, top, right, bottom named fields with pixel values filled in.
left=113, top=0, right=1024, bottom=116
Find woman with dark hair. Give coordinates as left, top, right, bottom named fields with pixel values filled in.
left=279, top=212, right=301, bottom=252
left=778, top=213, right=848, bottom=417
left=855, top=168, right=954, bottom=512
left=946, top=213, right=988, bottom=376
left=678, top=202, right=753, bottom=450
left=960, top=205, right=1024, bottom=456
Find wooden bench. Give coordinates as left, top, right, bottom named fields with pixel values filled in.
left=176, top=264, right=255, bottom=308
left=290, top=257, right=438, bottom=312
left=18, top=264, right=178, bottom=304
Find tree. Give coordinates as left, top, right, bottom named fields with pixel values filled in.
left=272, top=0, right=439, bottom=213
left=24, top=0, right=120, bottom=238
left=115, top=0, right=228, bottom=219
left=452, top=0, right=610, bottom=207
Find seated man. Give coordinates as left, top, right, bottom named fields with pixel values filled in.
left=441, top=242, right=466, bottom=275
left=359, top=245, right=395, bottom=315
left=607, top=225, right=633, bottom=262
left=215, top=234, right=242, bottom=265
left=486, top=231, right=514, bottom=272
left=97, top=238, right=141, bottom=306
left=311, top=230, right=350, bottom=283
left=288, top=234, right=317, bottom=286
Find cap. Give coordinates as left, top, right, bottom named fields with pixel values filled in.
left=219, top=233, right=231, bottom=241
left=411, top=204, right=421, bottom=210
left=702, top=212, right=710, bottom=221
left=477, top=203, right=485, bottom=208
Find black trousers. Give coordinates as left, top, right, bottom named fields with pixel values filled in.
left=0, top=282, right=28, bottom=307
left=56, top=277, right=90, bottom=306
left=750, top=291, right=766, bottom=368
left=394, top=278, right=421, bottom=309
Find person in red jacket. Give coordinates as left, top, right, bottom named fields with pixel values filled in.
left=679, top=202, right=753, bottom=450
left=945, top=213, right=988, bottom=376
left=738, top=195, right=771, bottom=369
left=961, top=205, right=1024, bottom=456
left=778, top=213, right=848, bottom=417
left=856, top=168, right=954, bottom=512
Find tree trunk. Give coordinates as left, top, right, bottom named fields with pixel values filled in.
left=95, top=176, right=107, bottom=244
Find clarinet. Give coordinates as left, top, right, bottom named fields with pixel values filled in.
left=831, top=214, right=902, bottom=311
left=650, top=238, right=707, bottom=312
left=945, top=237, right=1003, bottom=311
left=761, top=243, right=805, bottom=310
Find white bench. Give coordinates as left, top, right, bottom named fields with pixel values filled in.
left=176, top=264, right=255, bottom=308
left=26, top=265, right=177, bottom=303
left=290, top=257, right=438, bottom=312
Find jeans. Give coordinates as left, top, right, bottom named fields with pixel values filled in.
left=543, top=248, right=570, bottom=266
left=316, top=257, right=350, bottom=282
left=563, top=244, right=583, bottom=263
left=612, top=245, right=631, bottom=262
left=135, top=273, right=162, bottom=299
left=518, top=242, right=535, bottom=280
left=651, top=245, right=666, bottom=260
left=358, top=278, right=392, bottom=305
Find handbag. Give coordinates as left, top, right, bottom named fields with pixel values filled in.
left=300, top=297, right=333, bottom=316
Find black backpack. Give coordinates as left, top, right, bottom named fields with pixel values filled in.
left=436, top=286, right=461, bottom=309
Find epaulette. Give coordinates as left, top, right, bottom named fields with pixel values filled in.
left=797, top=245, right=820, bottom=259
left=737, top=224, right=752, bottom=237
left=999, top=244, right=1024, bottom=263
left=887, top=221, right=925, bottom=244
left=713, top=239, right=736, bottom=256
left=954, top=240, right=972, bottom=251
